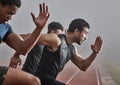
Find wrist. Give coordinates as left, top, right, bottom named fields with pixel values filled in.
left=14, top=52, right=20, bottom=58
left=93, top=51, right=99, bottom=54
left=36, top=26, right=43, bottom=32
left=36, top=25, right=42, bottom=29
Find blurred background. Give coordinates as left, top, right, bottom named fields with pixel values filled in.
left=0, top=0, right=120, bottom=84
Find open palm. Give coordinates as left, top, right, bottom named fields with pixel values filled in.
left=31, top=2, right=50, bottom=29
left=91, top=36, right=103, bottom=53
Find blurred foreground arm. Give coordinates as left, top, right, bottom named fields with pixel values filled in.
left=5, top=2, right=49, bottom=55
left=9, top=2, right=50, bottom=68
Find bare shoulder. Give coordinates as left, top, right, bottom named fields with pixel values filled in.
left=38, top=34, right=60, bottom=46
left=40, top=33, right=57, bottom=38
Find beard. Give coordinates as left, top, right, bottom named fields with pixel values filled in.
left=74, top=37, right=81, bottom=45
left=76, top=41, right=81, bottom=45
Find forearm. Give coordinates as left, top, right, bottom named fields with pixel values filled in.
left=84, top=52, right=98, bottom=70
left=84, top=36, right=103, bottom=68
left=72, top=52, right=98, bottom=71
left=20, top=33, right=31, bottom=40
left=20, top=27, right=43, bottom=55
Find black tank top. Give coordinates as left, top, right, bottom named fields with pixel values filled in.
left=22, top=44, right=44, bottom=75
left=36, top=34, right=75, bottom=78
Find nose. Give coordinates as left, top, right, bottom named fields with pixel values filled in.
left=84, top=37, right=87, bottom=40
left=8, top=17, right=11, bottom=20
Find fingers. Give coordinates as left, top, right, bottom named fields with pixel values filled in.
left=19, top=60, right=22, bottom=66
left=45, top=5, right=50, bottom=18
left=40, top=2, right=46, bottom=14
left=31, top=12, right=35, bottom=21
left=96, top=36, right=103, bottom=46
left=42, top=3, right=45, bottom=13
left=95, top=36, right=102, bottom=44
left=45, top=5, right=48, bottom=15
left=39, top=2, right=49, bottom=17
left=97, top=36, right=102, bottom=41
left=91, top=36, right=103, bottom=53
left=9, top=61, right=21, bottom=68
left=47, top=12, right=50, bottom=18
left=9, top=63, right=17, bottom=68
left=39, top=3, right=42, bottom=14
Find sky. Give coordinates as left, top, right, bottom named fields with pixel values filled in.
left=0, top=0, right=120, bottom=65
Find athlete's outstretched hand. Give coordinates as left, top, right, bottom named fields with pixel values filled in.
left=31, top=2, right=50, bottom=30
left=91, top=36, right=103, bottom=54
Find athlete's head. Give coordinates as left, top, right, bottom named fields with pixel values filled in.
left=0, top=0, right=21, bottom=7
left=67, top=18, right=90, bottom=45
left=0, top=0, right=21, bottom=23
left=47, top=21, right=63, bottom=35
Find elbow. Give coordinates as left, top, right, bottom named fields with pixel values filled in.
left=79, top=65, right=87, bottom=71
left=80, top=67, right=88, bottom=72
left=17, top=48, right=29, bottom=55
left=54, top=37, right=61, bottom=47
left=78, top=61, right=88, bottom=72
left=56, top=39, right=61, bottom=46
left=55, top=34, right=61, bottom=46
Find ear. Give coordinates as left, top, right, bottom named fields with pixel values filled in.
left=74, top=28, right=79, bottom=34
left=50, top=31, right=54, bottom=34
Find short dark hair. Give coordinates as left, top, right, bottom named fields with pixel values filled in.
left=47, top=21, right=63, bottom=33
left=68, top=18, right=90, bottom=32
left=0, top=0, right=21, bottom=8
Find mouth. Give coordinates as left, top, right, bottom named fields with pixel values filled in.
left=79, top=40, right=85, bottom=44
left=80, top=40, right=84, bottom=43
left=3, top=19, right=9, bottom=22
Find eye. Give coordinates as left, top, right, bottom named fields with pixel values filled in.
left=85, top=32, right=88, bottom=35
left=7, top=11, right=14, bottom=15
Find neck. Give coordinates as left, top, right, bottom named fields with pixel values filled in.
left=65, top=32, right=74, bottom=45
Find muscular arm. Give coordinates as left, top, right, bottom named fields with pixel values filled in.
left=4, top=3, right=49, bottom=55
left=38, top=34, right=61, bottom=48
left=71, top=36, right=103, bottom=71
left=20, top=33, right=61, bottom=48
left=4, top=28, right=42, bottom=55
left=9, top=33, right=61, bottom=68
left=71, top=48, right=98, bottom=71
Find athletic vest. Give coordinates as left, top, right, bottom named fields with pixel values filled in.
left=36, top=34, right=75, bottom=78
left=22, top=44, right=44, bottom=75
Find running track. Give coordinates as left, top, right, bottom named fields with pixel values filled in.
left=0, top=59, right=102, bottom=85
left=57, top=61, right=102, bottom=85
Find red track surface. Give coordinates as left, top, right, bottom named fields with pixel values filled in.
left=0, top=59, right=102, bottom=85
left=57, top=61, right=102, bottom=85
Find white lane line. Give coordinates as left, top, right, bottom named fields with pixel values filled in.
left=95, top=66, right=101, bottom=85
left=66, top=70, right=80, bottom=84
